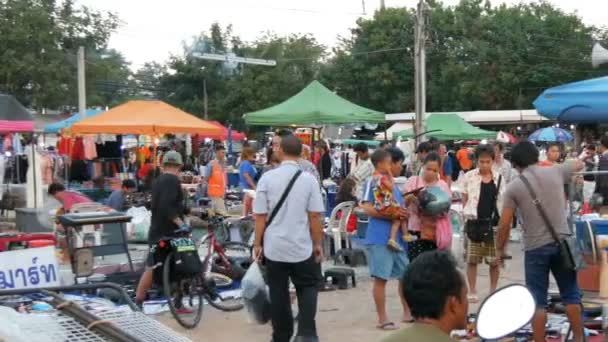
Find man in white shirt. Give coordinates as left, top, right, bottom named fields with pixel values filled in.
left=350, top=142, right=374, bottom=199
left=253, top=135, right=325, bottom=342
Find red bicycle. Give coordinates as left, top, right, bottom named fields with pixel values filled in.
left=196, top=211, right=251, bottom=312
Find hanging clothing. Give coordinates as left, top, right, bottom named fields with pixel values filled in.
left=40, top=154, right=54, bottom=185
left=3, top=135, right=12, bottom=152
left=0, top=156, right=5, bottom=188
left=71, top=137, right=85, bottom=161
left=70, top=160, right=89, bottom=182
left=82, top=135, right=98, bottom=160
left=25, top=146, right=44, bottom=208
left=12, top=134, right=23, bottom=155
left=138, top=146, right=151, bottom=164
left=58, top=137, right=71, bottom=155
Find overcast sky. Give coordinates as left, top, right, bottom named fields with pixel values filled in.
left=77, top=0, right=606, bottom=69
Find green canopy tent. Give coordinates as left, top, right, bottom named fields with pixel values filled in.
left=335, top=139, right=380, bottom=147
left=393, top=114, right=495, bottom=140
left=243, top=80, right=385, bottom=125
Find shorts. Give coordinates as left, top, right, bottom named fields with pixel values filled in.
left=367, top=244, right=408, bottom=280
left=407, top=239, right=437, bottom=262
left=210, top=197, right=227, bottom=215
left=466, top=237, right=497, bottom=265
left=525, top=243, right=581, bottom=308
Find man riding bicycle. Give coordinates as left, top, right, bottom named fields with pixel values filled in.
left=135, top=151, right=190, bottom=308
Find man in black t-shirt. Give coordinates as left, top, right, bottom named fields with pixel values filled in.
left=461, top=145, right=505, bottom=303
left=135, top=151, right=189, bottom=307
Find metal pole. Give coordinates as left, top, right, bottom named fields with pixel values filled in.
left=77, top=46, right=86, bottom=120
left=414, top=0, right=427, bottom=145
left=380, top=0, right=385, bottom=10
left=203, top=78, right=208, bottom=120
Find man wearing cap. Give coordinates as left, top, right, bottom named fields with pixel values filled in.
left=206, top=144, right=228, bottom=215
left=135, top=150, right=189, bottom=307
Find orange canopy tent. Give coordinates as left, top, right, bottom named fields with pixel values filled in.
left=70, top=100, right=223, bottom=136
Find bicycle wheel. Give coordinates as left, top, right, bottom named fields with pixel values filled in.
left=163, top=252, right=203, bottom=329
left=202, top=272, right=244, bottom=312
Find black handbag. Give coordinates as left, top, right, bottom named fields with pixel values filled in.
left=519, top=174, right=584, bottom=271
left=466, top=175, right=502, bottom=244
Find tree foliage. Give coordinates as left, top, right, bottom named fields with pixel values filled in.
left=0, top=0, right=120, bottom=110
left=160, top=23, right=325, bottom=131
left=2, top=0, right=607, bottom=125
left=322, top=0, right=608, bottom=114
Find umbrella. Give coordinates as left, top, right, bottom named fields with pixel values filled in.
left=528, top=127, right=573, bottom=142
left=533, top=76, right=608, bottom=123
left=496, top=131, right=517, bottom=144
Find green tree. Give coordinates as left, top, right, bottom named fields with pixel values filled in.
left=0, top=0, right=118, bottom=110
left=159, top=23, right=325, bottom=131
left=321, top=0, right=608, bottom=113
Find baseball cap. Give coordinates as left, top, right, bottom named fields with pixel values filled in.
left=163, top=151, right=183, bottom=166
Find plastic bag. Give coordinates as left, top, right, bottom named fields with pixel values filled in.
left=126, top=206, right=151, bottom=242
left=241, top=261, right=271, bottom=324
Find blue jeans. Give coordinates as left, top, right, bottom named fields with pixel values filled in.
left=524, top=243, right=581, bottom=308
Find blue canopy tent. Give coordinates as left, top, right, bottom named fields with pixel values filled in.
left=43, top=109, right=104, bottom=133
left=533, top=76, right=608, bottom=123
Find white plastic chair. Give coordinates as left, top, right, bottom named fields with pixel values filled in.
left=327, top=201, right=356, bottom=254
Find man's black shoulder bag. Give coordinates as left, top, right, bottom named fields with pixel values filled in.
left=519, top=174, right=584, bottom=271
left=466, top=175, right=502, bottom=244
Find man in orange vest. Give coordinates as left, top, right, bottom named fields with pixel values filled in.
left=206, top=144, right=227, bottom=215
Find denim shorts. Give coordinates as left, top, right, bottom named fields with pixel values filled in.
left=367, top=244, right=409, bottom=280
left=524, top=242, right=581, bottom=308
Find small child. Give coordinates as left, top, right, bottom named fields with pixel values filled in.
left=370, top=150, right=410, bottom=251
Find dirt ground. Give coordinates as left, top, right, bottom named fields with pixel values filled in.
left=156, top=241, right=534, bottom=342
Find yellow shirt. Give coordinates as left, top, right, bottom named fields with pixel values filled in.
left=381, top=323, right=456, bottom=342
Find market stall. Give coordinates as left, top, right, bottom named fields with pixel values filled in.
left=393, top=113, right=496, bottom=140
left=244, top=80, right=384, bottom=125
left=43, top=109, right=104, bottom=134
left=0, top=94, right=34, bottom=132
left=71, top=100, right=222, bottom=136
left=243, top=80, right=384, bottom=179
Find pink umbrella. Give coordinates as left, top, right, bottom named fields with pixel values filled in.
left=497, top=131, right=517, bottom=144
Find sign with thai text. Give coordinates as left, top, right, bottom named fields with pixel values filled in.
left=0, top=246, right=60, bottom=290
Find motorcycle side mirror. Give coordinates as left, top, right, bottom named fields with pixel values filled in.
left=476, top=284, right=536, bottom=340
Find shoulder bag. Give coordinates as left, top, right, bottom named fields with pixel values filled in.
left=466, top=175, right=502, bottom=244
left=519, top=174, right=584, bottom=271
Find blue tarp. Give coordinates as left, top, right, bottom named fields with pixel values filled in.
left=43, top=109, right=104, bottom=133
left=533, top=76, right=608, bottom=123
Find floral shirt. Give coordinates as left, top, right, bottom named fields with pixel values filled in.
left=461, top=168, right=506, bottom=220
left=493, top=158, right=514, bottom=184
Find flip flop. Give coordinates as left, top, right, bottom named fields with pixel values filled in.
left=402, top=318, right=415, bottom=323
left=376, top=322, right=398, bottom=331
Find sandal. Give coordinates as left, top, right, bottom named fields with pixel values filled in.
left=376, top=322, right=398, bottom=331
left=387, top=239, right=403, bottom=252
